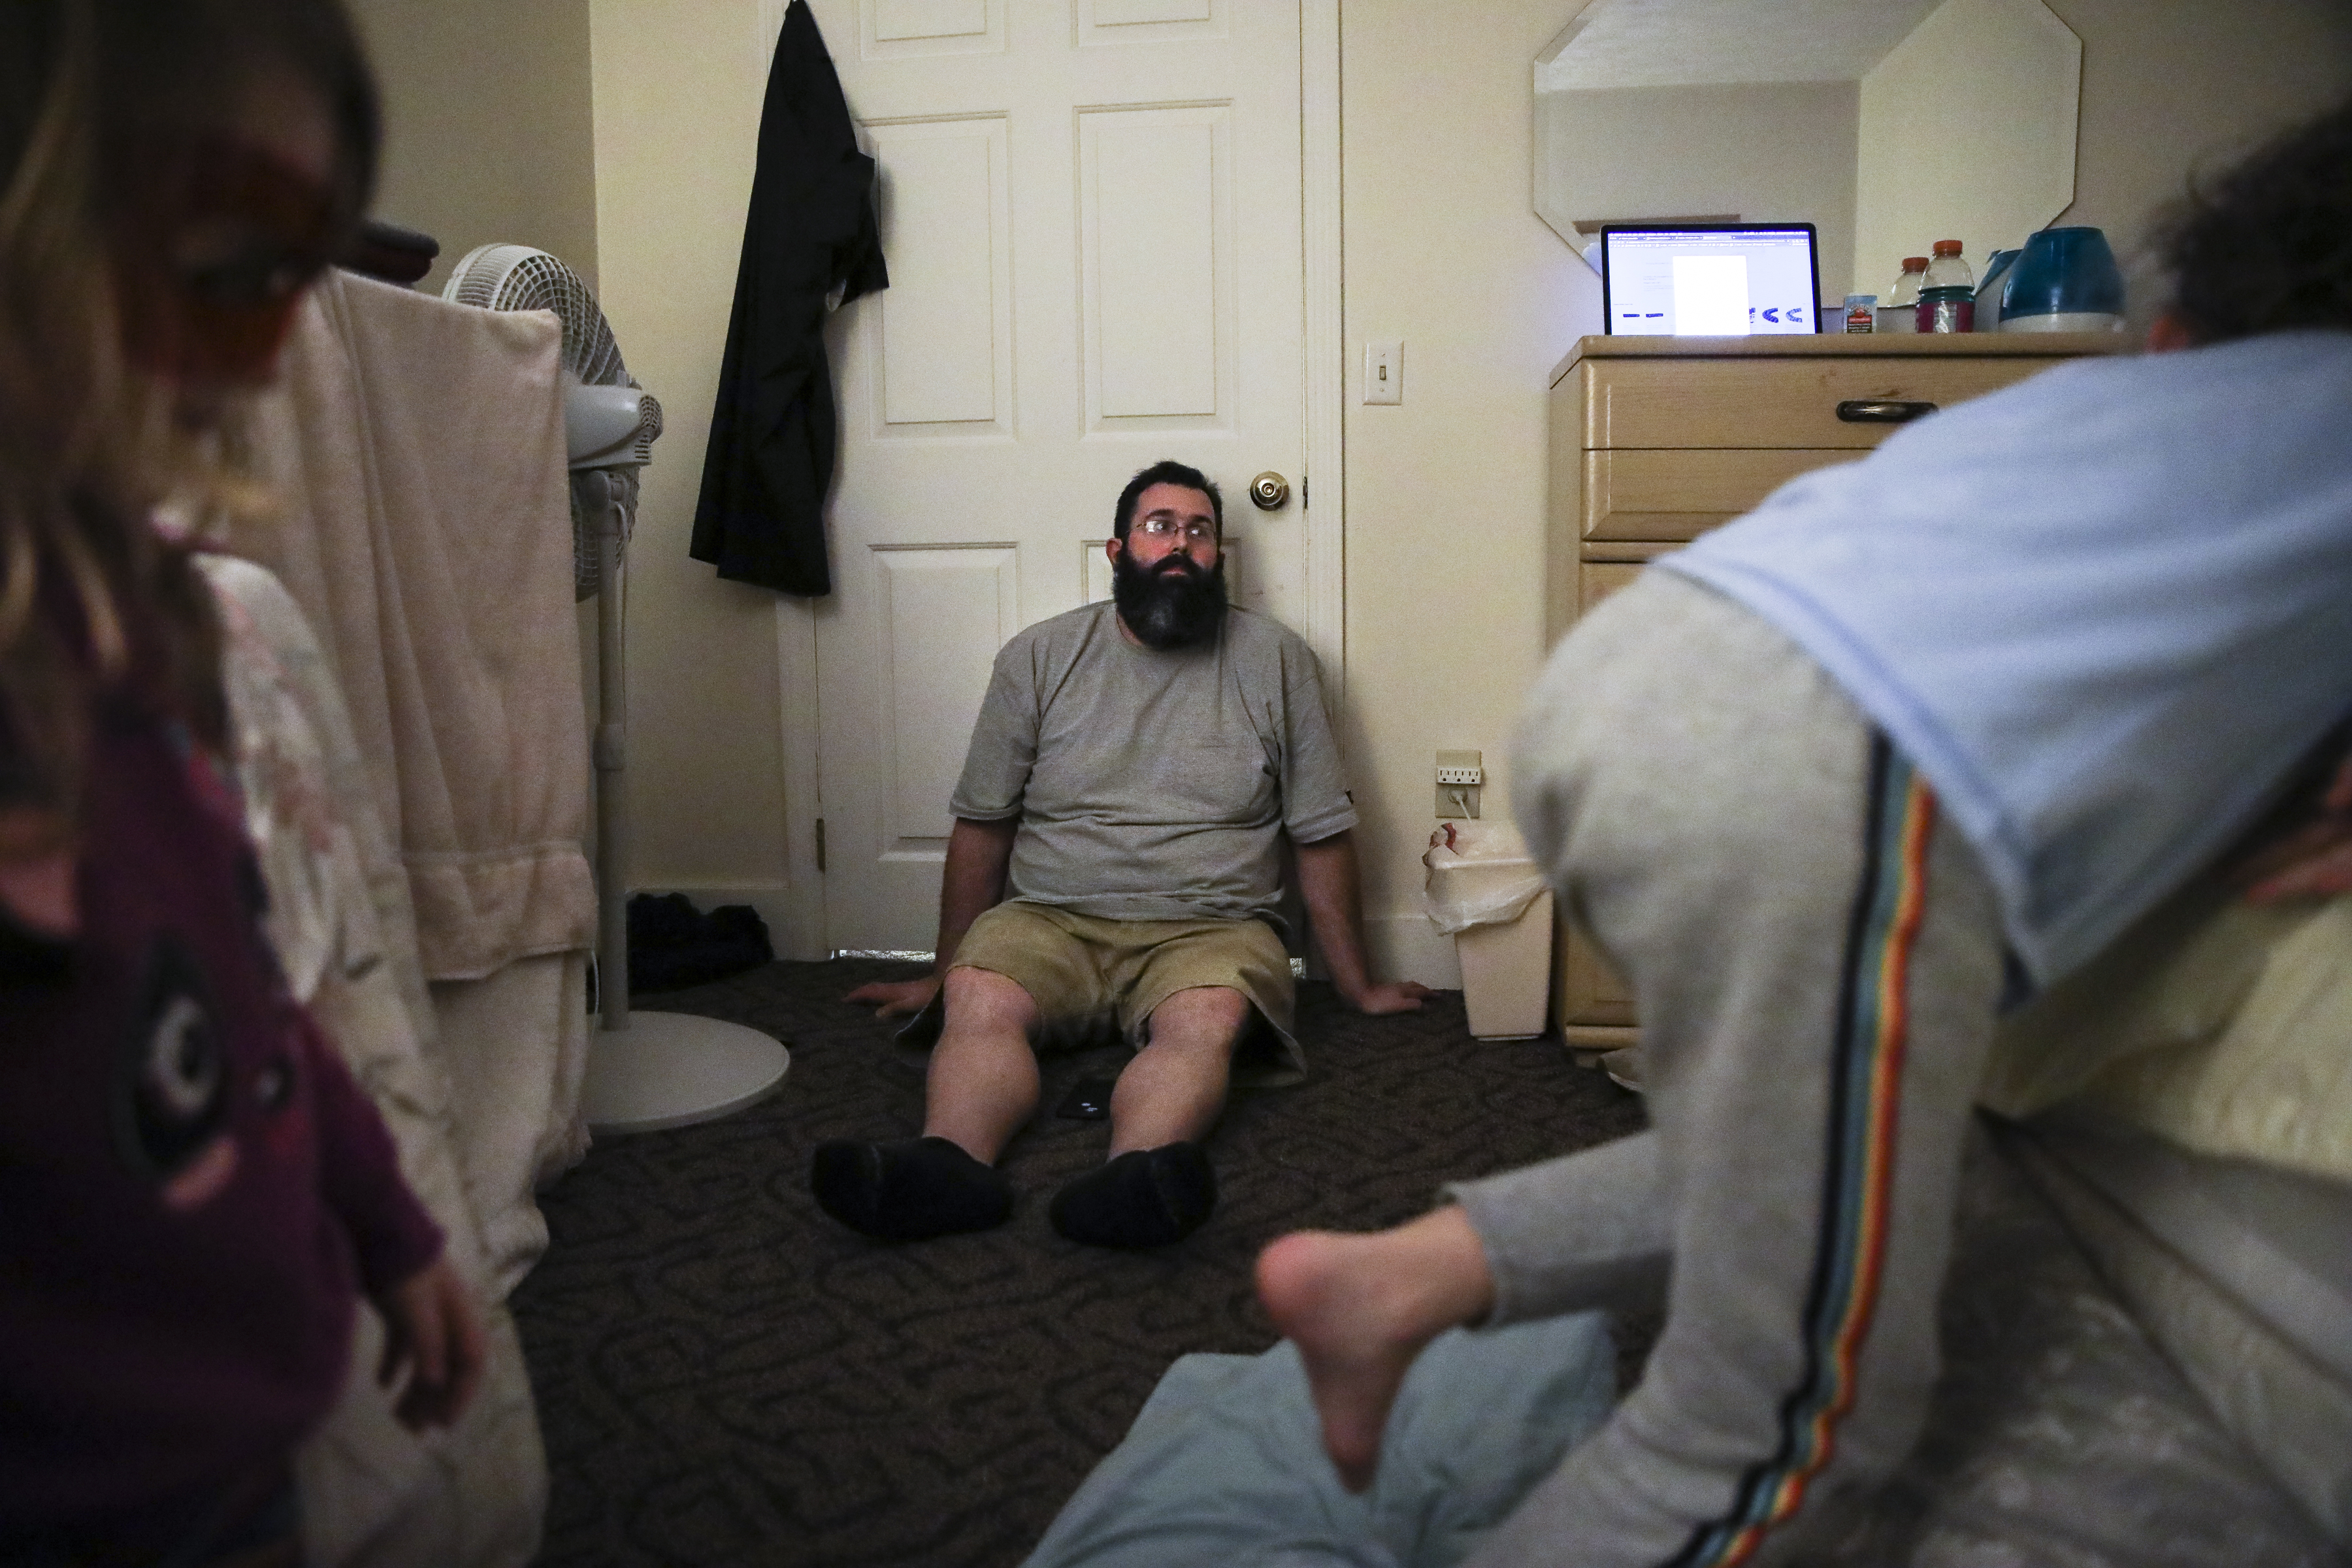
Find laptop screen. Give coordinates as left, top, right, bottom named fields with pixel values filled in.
left=1599, top=224, right=1821, bottom=336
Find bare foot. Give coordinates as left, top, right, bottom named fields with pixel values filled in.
left=1258, top=1232, right=1416, bottom=1490
left=1256, top=1212, right=1495, bottom=1493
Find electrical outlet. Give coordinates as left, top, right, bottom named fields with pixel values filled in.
left=1435, top=749, right=1482, bottom=818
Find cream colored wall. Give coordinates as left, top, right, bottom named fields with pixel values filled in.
left=344, top=0, right=600, bottom=295
left=2043, top=0, right=2352, bottom=282
left=1854, top=0, right=2082, bottom=287
left=1854, top=0, right=2352, bottom=298
left=1339, top=0, right=1601, bottom=984
left=584, top=2, right=799, bottom=922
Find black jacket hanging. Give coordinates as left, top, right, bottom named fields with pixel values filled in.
left=690, top=0, right=886, bottom=596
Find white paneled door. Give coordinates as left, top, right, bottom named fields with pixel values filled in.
left=794, top=0, right=1322, bottom=953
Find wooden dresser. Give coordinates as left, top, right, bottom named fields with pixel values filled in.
left=1544, top=333, right=2124, bottom=1054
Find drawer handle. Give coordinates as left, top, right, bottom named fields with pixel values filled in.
left=1837, top=399, right=1938, bottom=423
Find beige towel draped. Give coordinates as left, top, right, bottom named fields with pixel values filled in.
left=235, top=268, right=596, bottom=1292
left=237, top=268, right=593, bottom=982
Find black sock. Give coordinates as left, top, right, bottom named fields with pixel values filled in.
left=811, top=1136, right=1013, bottom=1241
left=1049, top=1142, right=1217, bottom=1247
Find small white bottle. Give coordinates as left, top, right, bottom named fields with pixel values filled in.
left=1877, top=256, right=1927, bottom=334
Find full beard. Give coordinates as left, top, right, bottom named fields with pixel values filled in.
left=1111, top=549, right=1228, bottom=650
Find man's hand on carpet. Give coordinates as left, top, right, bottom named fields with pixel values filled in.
left=846, top=975, right=942, bottom=1017
left=1347, top=980, right=1433, bottom=1016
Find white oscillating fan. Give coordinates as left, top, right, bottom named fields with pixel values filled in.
left=444, top=244, right=790, bottom=1134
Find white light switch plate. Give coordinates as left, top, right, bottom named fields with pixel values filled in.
left=1364, top=340, right=1401, bottom=404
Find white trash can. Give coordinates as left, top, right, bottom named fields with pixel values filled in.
left=1424, top=823, right=1553, bottom=1039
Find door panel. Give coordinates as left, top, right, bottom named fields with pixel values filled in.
left=863, top=0, right=1002, bottom=57
left=872, top=544, right=1021, bottom=850
left=868, top=118, right=1011, bottom=433
left=809, top=0, right=1306, bottom=951
left=1081, top=106, right=1229, bottom=426
left=1080, top=0, right=1222, bottom=42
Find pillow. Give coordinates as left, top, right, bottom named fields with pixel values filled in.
left=1983, top=883, right=2352, bottom=1183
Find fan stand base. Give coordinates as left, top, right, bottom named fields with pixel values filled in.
left=581, top=1011, right=791, bottom=1134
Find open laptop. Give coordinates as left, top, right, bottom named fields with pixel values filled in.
left=1599, top=223, right=1821, bottom=336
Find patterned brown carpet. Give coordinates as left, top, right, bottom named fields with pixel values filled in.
left=513, top=958, right=1648, bottom=1567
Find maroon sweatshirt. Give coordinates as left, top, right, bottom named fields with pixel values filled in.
left=1, top=700, right=442, bottom=1554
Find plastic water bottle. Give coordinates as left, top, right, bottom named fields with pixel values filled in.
left=1918, top=240, right=1974, bottom=331
left=1922, top=240, right=1974, bottom=291
left=1878, top=257, right=1927, bottom=333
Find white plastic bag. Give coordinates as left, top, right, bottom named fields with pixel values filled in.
left=1423, top=821, right=1549, bottom=937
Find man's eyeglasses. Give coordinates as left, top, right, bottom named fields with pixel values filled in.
left=1137, top=515, right=1216, bottom=544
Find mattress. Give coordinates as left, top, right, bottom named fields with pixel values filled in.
left=2004, top=1111, right=2352, bottom=1544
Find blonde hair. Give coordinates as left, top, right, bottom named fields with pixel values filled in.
left=0, top=0, right=376, bottom=814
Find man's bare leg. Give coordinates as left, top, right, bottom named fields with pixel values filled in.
left=1049, top=985, right=1247, bottom=1246
left=1105, top=984, right=1249, bottom=1154
left=1255, top=1206, right=1498, bottom=1492
left=922, top=964, right=1045, bottom=1162
left=811, top=965, right=1040, bottom=1240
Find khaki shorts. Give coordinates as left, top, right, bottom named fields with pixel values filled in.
left=896, top=902, right=1305, bottom=1087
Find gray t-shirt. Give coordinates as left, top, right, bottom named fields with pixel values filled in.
left=950, top=602, right=1356, bottom=928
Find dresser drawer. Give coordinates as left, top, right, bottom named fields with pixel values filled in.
left=1556, top=921, right=1636, bottom=1031
left=1582, top=355, right=2061, bottom=450
left=1546, top=336, right=2119, bottom=1051
left=1583, top=448, right=1857, bottom=542
left=1579, top=557, right=1646, bottom=615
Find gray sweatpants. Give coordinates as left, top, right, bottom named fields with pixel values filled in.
left=1454, top=570, right=2009, bottom=1567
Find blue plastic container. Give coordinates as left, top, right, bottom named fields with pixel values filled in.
left=2001, top=227, right=2124, bottom=330
left=1970, top=248, right=2020, bottom=332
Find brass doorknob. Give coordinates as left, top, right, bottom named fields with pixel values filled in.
left=1249, top=471, right=1291, bottom=510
